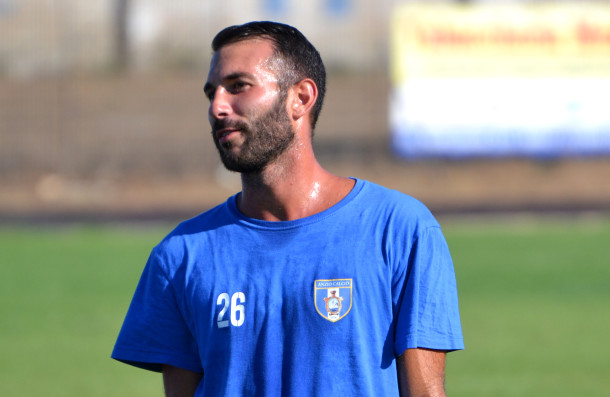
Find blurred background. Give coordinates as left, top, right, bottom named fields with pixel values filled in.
left=1, top=1, right=609, bottom=396
left=1, top=0, right=609, bottom=222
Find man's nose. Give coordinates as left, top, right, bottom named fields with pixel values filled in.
left=209, top=87, right=231, bottom=120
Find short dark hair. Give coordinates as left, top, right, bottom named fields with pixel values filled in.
left=212, top=21, right=326, bottom=130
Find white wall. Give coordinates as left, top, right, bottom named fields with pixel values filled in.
left=0, top=0, right=401, bottom=77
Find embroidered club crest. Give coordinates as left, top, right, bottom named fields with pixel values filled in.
left=314, top=279, right=353, bottom=322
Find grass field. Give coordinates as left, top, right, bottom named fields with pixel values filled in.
left=0, top=216, right=608, bottom=396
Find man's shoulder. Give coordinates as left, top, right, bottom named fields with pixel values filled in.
left=153, top=196, right=237, bottom=254
left=358, top=179, right=437, bottom=224
left=174, top=198, right=235, bottom=234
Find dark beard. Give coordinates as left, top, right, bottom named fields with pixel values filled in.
left=211, top=97, right=295, bottom=174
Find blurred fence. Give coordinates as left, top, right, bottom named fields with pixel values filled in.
left=1, top=0, right=609, bottom=218
left=0, top=0, right=395, bottom=181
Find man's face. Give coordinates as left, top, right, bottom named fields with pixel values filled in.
left=204, top=39, right=295, bottom=173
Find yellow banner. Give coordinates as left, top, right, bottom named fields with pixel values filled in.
left=391, top=3, right=610, bottom=82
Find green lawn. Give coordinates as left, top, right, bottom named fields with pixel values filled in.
left=0, top=217, right=608, bottom=396
left=444, top=217, right=610, bottom=396
left=0, top=225, right=167, bottom=396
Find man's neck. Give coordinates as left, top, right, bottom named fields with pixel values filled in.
left=237, top=154, right=354, bottom=222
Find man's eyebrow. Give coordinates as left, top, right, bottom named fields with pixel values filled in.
left=223, top=72, right=252, bottom=81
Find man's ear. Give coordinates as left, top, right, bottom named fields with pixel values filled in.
left=288, top=78, right=318, bottom=121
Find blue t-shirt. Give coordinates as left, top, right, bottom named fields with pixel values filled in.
left=112, top=178, right=464, bottom=396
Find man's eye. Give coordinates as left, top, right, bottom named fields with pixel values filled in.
left=204, top=86, right=215, bottom=100
left=230, top=82, right=248, bottom=92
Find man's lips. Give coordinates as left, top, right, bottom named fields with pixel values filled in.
left=215, top=128, right=240, bottom=143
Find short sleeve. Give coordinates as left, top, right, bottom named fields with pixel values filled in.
left=111, top=249, right=203, bottom=373
left=394, top=226, right=464, bottom=356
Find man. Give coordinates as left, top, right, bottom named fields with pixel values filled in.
left=112, top=21, right=464, bottom=396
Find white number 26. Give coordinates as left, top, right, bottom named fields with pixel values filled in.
left=216, top=292, right=245, bottom=328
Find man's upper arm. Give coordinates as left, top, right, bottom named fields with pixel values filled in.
left=112, top=248, right=204, bottom=374
left=396, top=348, right=446, bottom=397
left=162, top=365, right=203, bottom=397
